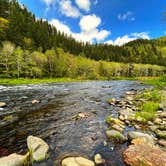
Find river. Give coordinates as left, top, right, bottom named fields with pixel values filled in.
left=0, top=81, right=148, bottom=166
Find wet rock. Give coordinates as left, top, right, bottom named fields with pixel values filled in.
left=27, top=136, right=49, bottom=162
left=0, top=153, right=28, bottom=166
left=119, top=108, right=135, bottom=121
left=107, top=98, right=117, bottom=105
left=125, top=96, right=133, bottom=101
left=157, top=112, right=166, bottom=118
left=131, top=137, right=154, bottom=146
left=111, top=124, right=124, bottom=132
left=32, top=100, right=40, bottom=104
left=62, top=157, right=95, bottom=166
left=73, top=112, right=91, bottom=120
left=0, top=102, right=6, bottom=108
left=94, top=154, right=104, bottom=164
left=128, top=131, right=155, bottom=144
left=158, top=139, right=166, bottom=148
left=106, top=130, right=127, bottom=143
left=123, top=144, right=166, bottom=166
left=102, top=85, right=111, bottom=89
left=154, top=118, right=162, bottom=125
left=155, top=130, right=166, bottom=139
left=125, top=91, right=135, bottom=95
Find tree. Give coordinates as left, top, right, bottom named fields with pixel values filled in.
left=0, top=41, right=15, bottom=77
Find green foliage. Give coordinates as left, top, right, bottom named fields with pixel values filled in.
left=106, top=115, right=113, bottom=124
left=141, top=101, right=159, bottom=112
left=136, top=90, right=162, bottom=102
left=0, top=0, right=166, bottom=68
left=135, top=101, right=159, bottom=122
left=135, top=111, right=155, bottom=122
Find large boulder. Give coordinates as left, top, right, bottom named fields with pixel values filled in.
left=123, top=144, right=166, bottom=166
left=127, top=131, right=155, bottom=144
left=27, top=136, right=49, bottom=162
left=62, top=157, right=95, bottom=166
left=106, top=130, right=127, bottom=143
left=0, top=153, right=28, bottom=166
left=0, top=102, right=6, bottom=108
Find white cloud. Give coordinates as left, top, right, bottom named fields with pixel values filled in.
left=49, top=19, right=72, bottom=35
left=49, top=15, right=110, bottom=43
left=75, top=0, right=91, bottom=12
left=105, top=32, right=150, bottom=46
left=79, top=14, right=101, bottom=32
left=59, top=0, right=81, bottom=18
left=118, top=11, right=135, bottom=21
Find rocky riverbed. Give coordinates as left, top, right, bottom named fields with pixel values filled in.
left=0, top=81, right=165, bottom=166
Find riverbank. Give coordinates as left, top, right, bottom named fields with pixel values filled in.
left=0, top=76, right=162, bottom=85
left=105, top=75, right=166, bottom=166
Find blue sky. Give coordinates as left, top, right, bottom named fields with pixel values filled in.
left=18, top=0, right=166, bottom=45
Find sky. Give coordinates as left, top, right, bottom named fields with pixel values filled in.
left=18, top=0, right=166, bottom=45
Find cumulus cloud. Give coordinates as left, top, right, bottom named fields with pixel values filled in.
left=49, top=19, right=71, bottom=35
left=118, top=11, right=135, bottom=21
left=79, top=14, right=101, bottom=32
left=75, top=0, right=90, bottom=12
left=105, top=32, right=150, bottom=46
left=59, top=0, right=81, bottom=18
left=49, top=14, right=110, bottom=43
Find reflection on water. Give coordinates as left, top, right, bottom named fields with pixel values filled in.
left=0, top=81, right=148, bottom=165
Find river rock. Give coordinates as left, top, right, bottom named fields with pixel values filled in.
left=0, top=153, right=28, bottom=166
left=111, top=124, right=124, bottom=132
left=94, top=154, right=104, bottom=164
left=155, top=130, right=166, bottom=139
left=106, top=130, right=127, bottom=143
left=0, top=102, right=6, bottom=108
left=123, top=144, right=166, bottom=166
left=107, top=98, right=117, bottom=105
left=102, top=85, right=111, bottom=89
left=27, top=136, right=49, bottom=162
left=131, top=137, right=154, bottom=146
left=128, top=131, right=155, bottom=144
left=62, top=157, right=95, bottom=166
left=119, top=108, right=135, bottom=121
left=158, top=139, right=166, bottom=148
left=32, top=100, right=40, bottom=104
left=126, top=91, right=135, bottom=95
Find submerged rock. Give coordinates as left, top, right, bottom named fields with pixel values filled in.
left=0, top=102, right=6, bottom=108
left=123, top=144, right=166, bottom=166
left=27, top=136, right=49, bottom=162
left=62, top=157, right=95, bottom=166
left=31, top=100, right=40, bottom=104
left=94, top=154, right=104, bottom=164
left=106, top=130, right=127, bottom=143
left=0, top=153, right=28, bottom=166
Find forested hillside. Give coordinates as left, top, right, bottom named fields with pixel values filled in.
left=0, top=0, right=166, bottom=79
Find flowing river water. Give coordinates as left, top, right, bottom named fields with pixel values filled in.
left=0, top=81, right=148, bottom=166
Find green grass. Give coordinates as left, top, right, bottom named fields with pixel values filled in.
left=0, top=78, right=86, bottom=85
left=135, top=101, right=159, bottom=122
left=136, top=89, right=162, bottom=102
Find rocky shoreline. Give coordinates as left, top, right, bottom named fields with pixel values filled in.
left=105, top=88, right=166, bottom=166
left=0, top=84, right=166, bottom=166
